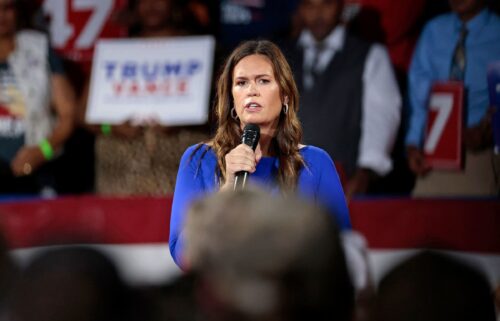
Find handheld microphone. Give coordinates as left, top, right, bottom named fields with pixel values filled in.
left=233, top=124, right=260, bottom=190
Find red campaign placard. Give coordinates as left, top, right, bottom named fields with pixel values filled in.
left=42, top=0, right=129, bottom=62
left=423, top=81, right=464, bottom=170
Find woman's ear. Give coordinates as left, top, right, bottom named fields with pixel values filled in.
left=284, top=96, right=289, bottom=104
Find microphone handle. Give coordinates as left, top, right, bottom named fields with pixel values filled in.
left=233, top=170, right=249, bottom=190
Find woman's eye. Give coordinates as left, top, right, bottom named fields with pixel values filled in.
left=236, top=80, right=246, bottom=86
left=259, top=79, right=270, bottom=84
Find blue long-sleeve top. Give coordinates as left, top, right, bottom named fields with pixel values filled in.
left=169, top=144, right=351, bottom=268
left=406, top=9, right=500, bottom=147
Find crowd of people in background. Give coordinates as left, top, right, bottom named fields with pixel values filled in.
left=0, top=0, right=498, bottom=198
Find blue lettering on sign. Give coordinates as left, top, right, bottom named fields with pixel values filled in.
left=142, top=64, right=160, bottom=82
left=187, top=61, right=201, bottom=75
left=105, top=62, right=117, bottom=79
left=164, top=63, right=182, bottom=76
left=103, top=60, right=203, bottom=81
left=122, top=62, right=137, bottom=79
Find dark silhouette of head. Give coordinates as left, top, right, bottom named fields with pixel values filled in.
left=7, top=246, right=131, bottom=321
left=185, top=188, right=354, bottom=321
left=374, top=251, right=496, bottom=321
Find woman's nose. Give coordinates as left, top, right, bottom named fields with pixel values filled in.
left=247, top=82, right=259, bottom=96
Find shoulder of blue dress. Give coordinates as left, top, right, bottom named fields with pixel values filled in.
left=185, top=143, right=213, bottom=159
left=181, top=143, right=216, bottom=173
left=300, top=145, right=331, bottom=161
left=299, top=145, right=333, bottom=176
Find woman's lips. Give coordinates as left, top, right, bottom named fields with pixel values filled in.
left=244, top=102, right=262, bottom=111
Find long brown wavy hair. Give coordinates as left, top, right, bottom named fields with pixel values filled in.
left=210, top=40, right=305, bottom=189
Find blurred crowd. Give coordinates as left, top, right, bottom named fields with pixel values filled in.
left=0, top=0, right=499, bottom=198
left=0, top=188, right=498, bottom=321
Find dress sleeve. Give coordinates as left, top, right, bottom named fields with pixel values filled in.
left=313, top=149, right=352, bottom=230
left=169, top=145, right=207, bottom=268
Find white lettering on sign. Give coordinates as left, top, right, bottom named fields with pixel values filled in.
left=424, top=93, right=454, bottom=154
left=43, top=0, right=114, bottom=49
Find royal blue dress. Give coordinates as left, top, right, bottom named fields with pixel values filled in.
left=169, top=144, right=351, bottom=267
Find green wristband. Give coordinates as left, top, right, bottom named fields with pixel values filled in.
left=39, top=139, right=54, bottom=160
left=101, top=123, right=112, bottom=136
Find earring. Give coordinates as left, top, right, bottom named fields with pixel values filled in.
left=283, top=103, right=289, bottom=114
left=231, top=107, right=239, bottom=120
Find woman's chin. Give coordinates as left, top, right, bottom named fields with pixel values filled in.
left=241, top=116, right=263, bottom=126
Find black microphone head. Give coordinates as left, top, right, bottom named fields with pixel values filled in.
left=241, top=124, right=260, bottom=151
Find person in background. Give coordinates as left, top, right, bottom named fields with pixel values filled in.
left=346, top=0, right=427, bottom=85
left=219, top=0, right=301, bottom=51
left=406, top=0, right=500, bottom=196
left=78, top=0, right=210, bottom=195
left=184, top=188, right=355, bottom=321
left=343, top=0, right=447, bottom=196
left=0, top=0, right=76, bottom=195
left=374, top=251, right=496, bottom=321
left=170, top=40, right=351, bottom=268
left=282, top=0, right=401, bottom=199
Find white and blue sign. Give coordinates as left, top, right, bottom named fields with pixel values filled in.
left=86, top=36, right=215, bottom=125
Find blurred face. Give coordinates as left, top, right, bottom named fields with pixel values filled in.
left=232, top=54, right=284, bottom=132
left=299, top=0, right=342, bottom=41
left=0, top=0, right=16, bottom=37
left=448, top=0, right=485, bottom=21
left=137, top=0, right=172, bottom=31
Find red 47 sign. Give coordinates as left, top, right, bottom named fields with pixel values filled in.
left=43, top=0, right=128, bottom=62
left=423, top=81, right=465, bottom=170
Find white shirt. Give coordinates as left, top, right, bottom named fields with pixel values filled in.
left=298, top=26, right=401, bottom=176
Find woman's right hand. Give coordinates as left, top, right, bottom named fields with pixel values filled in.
left=221, top=143, right=262, bottom=191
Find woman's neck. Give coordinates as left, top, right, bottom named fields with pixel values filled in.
left=258, top=132, right=275, bottom=157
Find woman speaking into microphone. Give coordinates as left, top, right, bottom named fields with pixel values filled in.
left=169, top=40, right=351, bottom=268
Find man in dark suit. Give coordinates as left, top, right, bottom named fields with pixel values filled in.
left=283, top=0, right=401, bottom=199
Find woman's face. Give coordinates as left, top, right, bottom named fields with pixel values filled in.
left=231, top=54, right=284, bottom=132
left=0, top=0, right=16, bottom=37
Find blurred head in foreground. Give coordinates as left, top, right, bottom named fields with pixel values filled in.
left=7, top=246, right=132, bottom=321
left=374, top=251, right=496, bottom=321
left=184, top=188, right=354, bottom=321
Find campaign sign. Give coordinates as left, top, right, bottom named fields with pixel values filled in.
left=487, top=61, right=500, bottom=154
left=423, top=81, right=464, bottom=170
left=85, top=36, right=215, bottom=126
left=42, top=0, right=128, bottom=62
